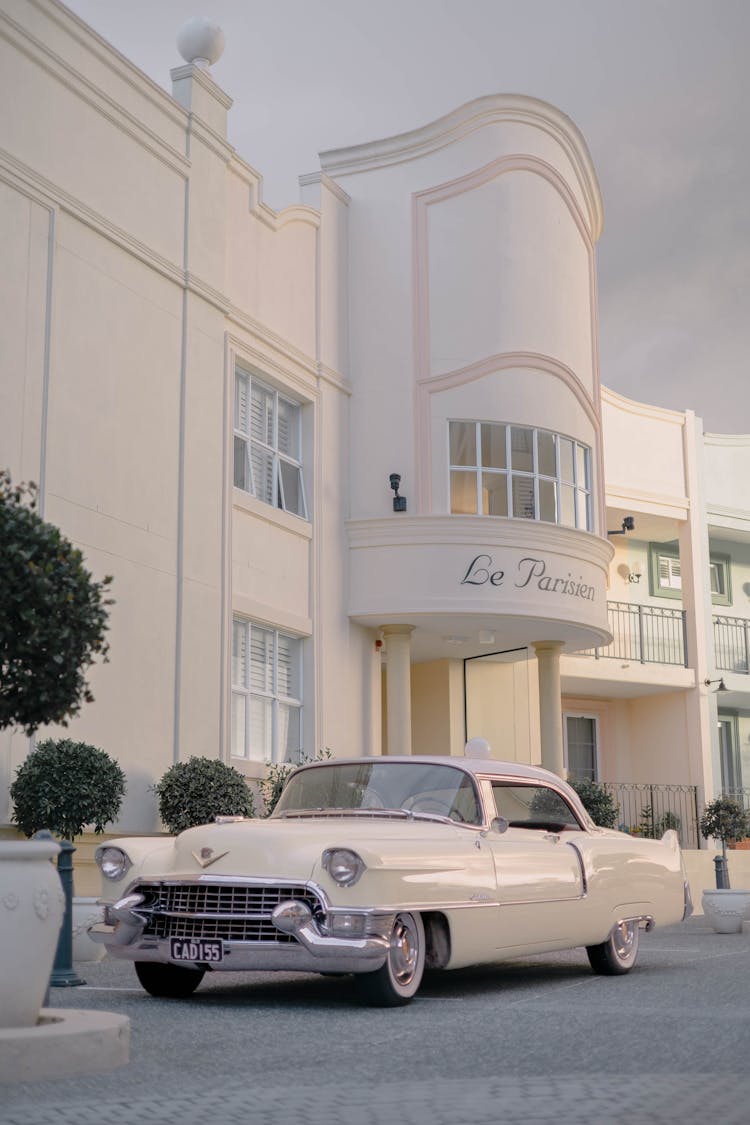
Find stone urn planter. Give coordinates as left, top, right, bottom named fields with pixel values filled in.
left=0, top=838, right=64, bottom=1027
left=701, top=888, right=750, bottom=934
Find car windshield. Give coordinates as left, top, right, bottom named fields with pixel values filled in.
left=273, top=761, right=482, bottom=825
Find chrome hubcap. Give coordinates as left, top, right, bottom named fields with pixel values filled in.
left=389, top=916, right=418, bottom=985
left=613, top=921, right=637, bottom=959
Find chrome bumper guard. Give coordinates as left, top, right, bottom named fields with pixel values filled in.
left=88, top=894, right=392, bottom=974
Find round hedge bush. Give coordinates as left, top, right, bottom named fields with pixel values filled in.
left=10, top=738, right=125, bottom=840
left=153, top=756, right=255, bottom=834
left=567, top=777, right=619, bottom=828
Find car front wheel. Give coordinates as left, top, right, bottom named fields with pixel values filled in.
left=586, top=920, right=640, bottom=975
left=355, top=912, right=425, bottom=1006
left=135, top=960, right=205, bottom=998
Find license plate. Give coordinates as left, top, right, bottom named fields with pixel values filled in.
left=170, top=938, right=224, bottom=964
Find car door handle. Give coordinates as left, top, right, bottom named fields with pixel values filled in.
left=543, top=833, right=560, bottom=843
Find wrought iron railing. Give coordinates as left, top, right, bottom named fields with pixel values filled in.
left=720, top=787, right=750, bottom=812
left=600, top=781, right=700, bottom=849
left=584, top=601, right=688, bottom=666
left=713, top=615, right=750, bottom=675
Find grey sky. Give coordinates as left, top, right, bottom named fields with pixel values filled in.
left=65, top=0, right=749, bottom=434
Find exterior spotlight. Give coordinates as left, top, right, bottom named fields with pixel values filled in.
left=389, top=473, right=407, bottom=512
left=608, top=516, right=635, bottom=536
left=704, top=678, right=728, bottom=692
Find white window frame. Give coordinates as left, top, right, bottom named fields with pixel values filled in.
left=563, top=713, right=600, bottom=782
left=231, top=616, right=303, bottom=764
left=448, top=420, right=592, bottom=530
left=234, top=370, right=308, bottom=519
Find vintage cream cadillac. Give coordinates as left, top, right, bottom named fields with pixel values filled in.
left=90, top=756, right=692, bottom=1005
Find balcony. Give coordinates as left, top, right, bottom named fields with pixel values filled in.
left=713, top=615, right=750, bottom=675
left=585, top=601, right=687, bottom=667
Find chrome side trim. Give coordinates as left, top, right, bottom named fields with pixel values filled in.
left=500, top=894, right=586, bottom=907
left=566, top=840, right=589, bottom=896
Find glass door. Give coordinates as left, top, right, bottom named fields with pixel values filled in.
left=564, top=715, right=598, bottom=781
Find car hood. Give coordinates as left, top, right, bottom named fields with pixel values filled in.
left=124, top=816, right=476, bottom=884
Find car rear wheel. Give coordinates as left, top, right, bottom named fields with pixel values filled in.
left=586, top=920, right=640, bottom=975
left=135, top=960, right=205, bottom=998
left=355, top=912, right=425, bottom=1007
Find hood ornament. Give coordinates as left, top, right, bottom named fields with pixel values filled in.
left=192, top=847, right=229, bottom=869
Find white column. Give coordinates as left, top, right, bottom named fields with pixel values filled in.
left=533, top=641, right=565, bottom=778
left=383, top=625, right=415, bottom=755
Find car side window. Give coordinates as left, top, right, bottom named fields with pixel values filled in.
left=491, top=783, right=581, bottom=830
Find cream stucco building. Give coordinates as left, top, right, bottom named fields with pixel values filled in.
left=2, top=1, right=750, bottom=872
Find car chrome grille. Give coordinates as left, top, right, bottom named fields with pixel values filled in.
left=132, top=881, right=324, bottom=945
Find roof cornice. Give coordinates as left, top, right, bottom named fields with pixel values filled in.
left=319, top=93, right=603, bottom=238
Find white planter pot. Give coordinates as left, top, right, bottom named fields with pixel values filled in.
left=72, top=897, right=106, bottom=962
left=701, top=888, right=750, bottom=934
left=0, top=839, right=65, bottom=1028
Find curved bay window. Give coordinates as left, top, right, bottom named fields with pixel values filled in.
left=449, top=421, right=592, bottom=531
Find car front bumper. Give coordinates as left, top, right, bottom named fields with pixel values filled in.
left=88, top=893, right=393, bottom=974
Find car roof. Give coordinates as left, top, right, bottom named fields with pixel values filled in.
left=291, top=756, right=595, bottom=827
left=298, top=756, right=566, bottom=785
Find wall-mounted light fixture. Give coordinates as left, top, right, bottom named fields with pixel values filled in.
left=704, top=677, right=728, bottom=692
left=627, top=561, right=643, bottom=584
left=389, top=473, right=407, bottom=512
left=608, top=516, right=635, bottom=537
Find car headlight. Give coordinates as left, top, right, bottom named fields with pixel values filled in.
left=95, top=846, right=132, bottom=881
left=322, top=848, right=366, bottom=887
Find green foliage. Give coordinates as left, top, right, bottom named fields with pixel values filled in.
left=153, top=757, right=255, bottom=834
left=568, top=777, right=619, bottom=828
left=633, top=806, right=681, bottom=839
left=700, top=797, right=749, bottom=856
left=258, top=749, right=333, bottom=817
left=0, top=471, right=113, bottom=734
left=259, top=761, right=297, bottom=818
left=10, top=738, right=126, bottom=840
left=657, top=809, right=681, bottom=835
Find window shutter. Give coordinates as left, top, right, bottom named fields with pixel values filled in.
left=235, top=374, right=249, bottom=435
left=277, top=634, right=300, bottom=699
left=250, top=627, right=273, bottom=693
left=511, top=475, right=535, bottom=519
left=251, top=383, right=273, bottom=446
left=658, top=555, right=681, bottom=589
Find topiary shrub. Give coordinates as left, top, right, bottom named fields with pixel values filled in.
left=700, top=797, right=749, bottom=857
left=568, top=777, right=619, bottom=828
left=153, top=756, right=255, bottom=834
left=10, top=738, right=125, bottom=840
left=0, top=471, right=113, bottom=735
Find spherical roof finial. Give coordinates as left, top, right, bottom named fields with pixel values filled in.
left=176, top=16, right=225, bottom=70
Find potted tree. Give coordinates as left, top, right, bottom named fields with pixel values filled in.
left=699, top=797, right=750, bottom=933
left=0, top=471, right=113, bottom=1024
left=10, top=738, right=126, bottom=961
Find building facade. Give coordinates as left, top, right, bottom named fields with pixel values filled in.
left=2, top=1, right=749, bottom=851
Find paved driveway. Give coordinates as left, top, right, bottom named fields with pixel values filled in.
left=2, top=916, right=749, bottom=1124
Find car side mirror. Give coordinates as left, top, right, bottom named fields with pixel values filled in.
left=489, top=816, right=509, bottom=835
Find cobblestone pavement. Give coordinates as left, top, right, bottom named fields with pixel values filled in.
left=3, top=1073, right=750, bottom=1125
left=2, top=917, right=749, bottom=1125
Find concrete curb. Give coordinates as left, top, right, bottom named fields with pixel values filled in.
left=0, top=1008, right=129, bottom=1082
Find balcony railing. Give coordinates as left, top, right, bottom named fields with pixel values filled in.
left=601, top=781, right=700, bottom=849
left=721, top=787, right=750, bottom=812
left=585, top=601, right=687, bottom=667
left=713, top=615, right=750, bottom=675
